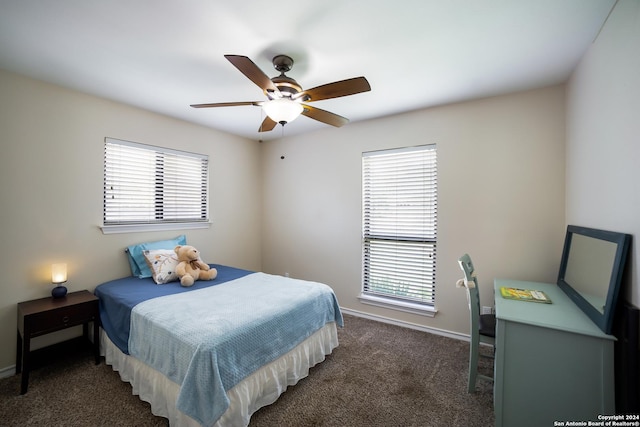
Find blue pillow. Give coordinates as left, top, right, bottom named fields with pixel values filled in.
left=126, top=235, right=187, bottom=278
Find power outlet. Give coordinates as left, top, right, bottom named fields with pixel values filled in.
left=482, top=306, right=493, bottom=315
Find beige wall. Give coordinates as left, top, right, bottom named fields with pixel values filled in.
left=566, top=0, right=640, bottom=306
left=261, top=85, right=566, bottom=336
left=3, top=55, right=600, bottom=372
left=0, top=70, right=262, bottom=369
left=0, top=68, right=569, bottom=372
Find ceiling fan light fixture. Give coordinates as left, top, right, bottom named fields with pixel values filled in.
left=262, top=98, right=303, bottom=125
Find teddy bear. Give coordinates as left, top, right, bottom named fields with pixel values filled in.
left=174, top=245, right=217, bottom=287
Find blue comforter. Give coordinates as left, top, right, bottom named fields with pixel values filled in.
left=95, top=264, right=253, bottom=354
left=95, top=267, right=342, bottom=426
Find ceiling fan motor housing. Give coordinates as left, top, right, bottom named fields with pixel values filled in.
left=266, top=55, right=304, bottom=99
left=269, top=75, right=302, bottom=98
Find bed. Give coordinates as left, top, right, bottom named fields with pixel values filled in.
left=95, top=263, right=343, bottom=427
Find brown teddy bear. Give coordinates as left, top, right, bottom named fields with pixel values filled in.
left=174, top=245, right=217, bottom=287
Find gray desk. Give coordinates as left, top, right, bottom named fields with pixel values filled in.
left=494, top=279, right=615, bottom=427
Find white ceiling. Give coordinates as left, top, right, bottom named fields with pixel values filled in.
left=0, top=0, right=616, bottom=141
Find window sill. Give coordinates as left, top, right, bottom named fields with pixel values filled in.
left=358, top=294, right=438, bottom=317
left=100, top=221, right=211, bottom=235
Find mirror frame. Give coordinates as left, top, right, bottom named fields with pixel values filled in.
left=557, top=225, right=631, bottom=334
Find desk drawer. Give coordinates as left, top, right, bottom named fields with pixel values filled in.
left=26, top=302, right=97, bottom=336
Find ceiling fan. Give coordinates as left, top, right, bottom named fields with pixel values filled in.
left=191, top=54, right=371, bottom=132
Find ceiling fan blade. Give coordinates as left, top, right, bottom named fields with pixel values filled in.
left=190, top=101, right=262, bottom=108
left=224, top=55, right=279, bottom=94
left=301, top=104, right=349, bottom=127
left=258, top=116, right=278, bottom=133
left=295, top=77, right=371, bottom=102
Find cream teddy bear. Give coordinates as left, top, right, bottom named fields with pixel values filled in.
left=174, top=245, right=217, bottom=287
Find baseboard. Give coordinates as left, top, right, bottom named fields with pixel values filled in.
left=0, top=364, right=16, bottom=379
left=340, top=307, right=470, bottom=342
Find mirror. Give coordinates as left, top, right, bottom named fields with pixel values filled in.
left=557, top=225, right=631, bottom=334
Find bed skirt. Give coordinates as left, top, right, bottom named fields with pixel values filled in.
left=101, top=322, right=339, bottom=427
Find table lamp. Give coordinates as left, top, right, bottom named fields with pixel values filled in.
left=51, top=263, right=68, bottom=298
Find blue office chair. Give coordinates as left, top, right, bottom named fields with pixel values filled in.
left=457, top=253, right=496, bottom=393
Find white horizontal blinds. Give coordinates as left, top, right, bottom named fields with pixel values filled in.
left=104, top=138, right=208, bottom=225
left=159, top=154, right=208, bottom=221
left=362, top=145, right=437, bottom=306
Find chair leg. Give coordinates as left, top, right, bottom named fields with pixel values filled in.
left=472, top=342, right=495, bottom=391
left=468, top=336, right=479, bottom=393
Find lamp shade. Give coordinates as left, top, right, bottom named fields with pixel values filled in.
left=51, top=263, right=67, bottom=284
left=262, top=99, right=303, bottom=124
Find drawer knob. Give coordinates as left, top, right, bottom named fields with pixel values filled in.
left=62, top=316, right=69, bottom=323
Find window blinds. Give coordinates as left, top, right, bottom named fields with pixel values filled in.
left=362, top=145, right=437, bottom=306
left=103, top=138, right=209, bottom=225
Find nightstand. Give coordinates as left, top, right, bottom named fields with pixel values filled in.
left=16, top=290, right=100, bottom=394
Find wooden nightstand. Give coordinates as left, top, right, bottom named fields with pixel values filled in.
left=16, top=290, right=100, bottom=394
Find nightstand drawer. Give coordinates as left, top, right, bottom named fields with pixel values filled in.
left=26, top=302, right=97, bottom=336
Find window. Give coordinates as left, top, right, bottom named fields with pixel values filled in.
left=102, top=137, right=209, bottom=234
left=361, top=145, right=438, bottom=315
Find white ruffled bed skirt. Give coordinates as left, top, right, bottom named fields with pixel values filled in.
left=101, top=323, right=339, bottom=427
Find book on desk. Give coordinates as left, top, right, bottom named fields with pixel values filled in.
left=499, top=286, right=552, bottom=303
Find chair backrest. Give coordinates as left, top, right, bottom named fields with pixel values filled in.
left=458, top=253, right=482, bottom=337
left=458, top=253, right=476, bottom=286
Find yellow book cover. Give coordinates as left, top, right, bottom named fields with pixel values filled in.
left=500, top=287, right=552, bottom=304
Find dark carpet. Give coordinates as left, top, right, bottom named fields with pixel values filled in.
left=0, top=315, right=494, bottom=426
